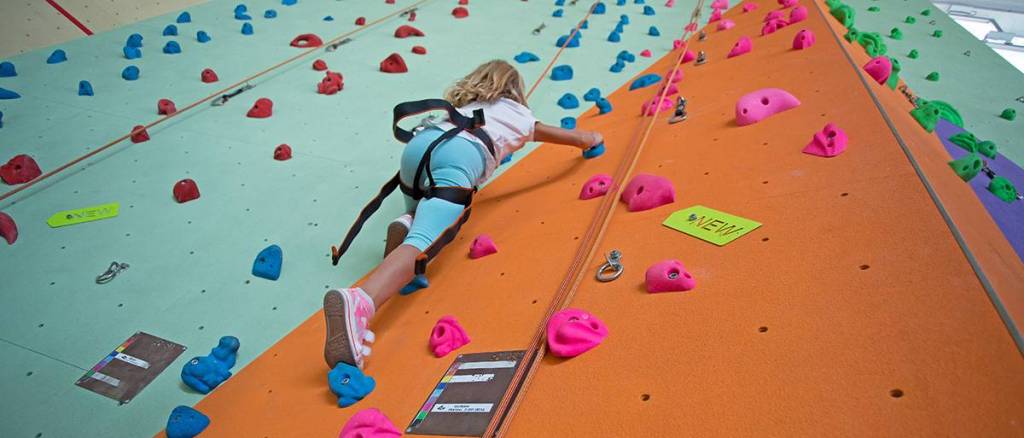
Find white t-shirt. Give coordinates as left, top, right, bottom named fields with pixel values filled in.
left=427, top=98, right=537, bottom=184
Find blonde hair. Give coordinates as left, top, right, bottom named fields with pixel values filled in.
left=444, top=60, right=527, bottom=107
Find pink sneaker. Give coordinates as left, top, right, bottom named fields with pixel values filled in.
left=384, top=213, right=413, bottom=257
left=324, top=288, right=376, bottom=369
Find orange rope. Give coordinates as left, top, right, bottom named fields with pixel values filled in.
left=525, top=3, right=599, bottom=100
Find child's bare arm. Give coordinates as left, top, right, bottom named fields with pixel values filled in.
left=533, top=122, right=604, bottom=150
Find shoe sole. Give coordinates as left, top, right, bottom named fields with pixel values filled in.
left=323, top=290, right=362, bottom=369
left=384, top=219, right=410, bottom=257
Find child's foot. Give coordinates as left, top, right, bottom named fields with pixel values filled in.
left=323, top=288, right=376, bottom=369
left=384, top=213, right=412, bottom=257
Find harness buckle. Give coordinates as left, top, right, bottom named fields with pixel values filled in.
left=470, top=108, right=486, bottom=129
left=596, top=250, right=624, bottom=282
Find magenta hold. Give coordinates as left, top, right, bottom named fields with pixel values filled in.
left=428, top=316, right=470, bottom=358
left=735, top=88, right=801, bottom=126
left=645, top=259, right=696, bottom=293
left=469, top=234, right=498, bottom=259
left=579, top=174, right=613, bottom=200
left=546, top=308, right=608, bottom=358
left=620, top=173, right=675, bottom=212
left=802, top=122, right=848, bottom=158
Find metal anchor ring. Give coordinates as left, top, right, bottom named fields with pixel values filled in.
left=96, top=261, right=129, bottom=284
left=596, top=250, right=623, bottom=282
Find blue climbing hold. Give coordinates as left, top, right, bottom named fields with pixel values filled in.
left=241, top=22, right=254, bottom=35
left=643, top=5, right=655, bottom=15
left=282, top=0, right=297, bottom=5
left=617, top=50, right=635, bottom=63
left=553, top=9, right=563, bottom=17
left=0, top=110, right=4, bottom=128
left=500, top=153, right=513, bottom=165
left=596, top=98, right=613, bottom=114
left=608, top=31, right=621, bottom=43
left=593, top=2, right=606, bottom=14
left=166, top=406, right=210, bottom=438
left=561, top=117, right=576, bottom=129
left=264, top=9, right=277, bottom=18
left=46, top=49, right=67, bottom=64
left=78, top=80, right=94, bottom=96
left=163, top=24, right=178, bottom=36
left=127, top=33, right=144, bottom=48
left=617, top=0, right=626, bottom=5
left=648, top=26, right=660, bottom=36
left=324, top=15, right=334, bottom=21
left=122, top=65, right=140, bottom=81
left=583, top=88, right=601, bottom=102
left=556, top=33, right=580, bottom=48
left=252, top=244, right=283, bottom=281
left=614, top=22, right=625, bottom=33
left=635, top=0, right=646, bottom=3
left=580, top=20, right=588, bottom=29
left=163, top=41, right=182, bottom=54
left=551, top=65, right=573, bottom=81
left=620, top=14, right=630, bottom=25
left=235, top=11, right=252, bottom=20
left=181, top=336, right=239, bottom=394
left=583, top=143, right=605, bottom=159
left=555, top=0, right=564, bottom=5
left=329, top=362, right=376, bottom=408
left=0, top=87, right=21, bottom=100
left=0, top=61, right=17, bottom=77
left=176, top=12, right=192, bottom=23
left=629, top=73, right=661, bottom=90
left=234, top=4, right=247, bottom=14
left=610, top=60, right=625, bottom=73
left=514, top=51, right=540, bottom=63
left=558, top=93, right=579, bottom=109
left=197, top=31, right=211, bottom=43
left=123, top=46, right=142, bottom=59
left=400, top=274, right=430, bottom=295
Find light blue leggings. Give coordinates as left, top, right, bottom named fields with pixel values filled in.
left=399, top=128, right=487, bottom=252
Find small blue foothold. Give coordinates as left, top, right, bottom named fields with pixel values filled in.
left=583, top=88, right=601, bottom=102
left=551, top=65, right=573, bottom=81
left=235, top=11, right=252, bottom=20
left=252, top=244, right=282, bottom=280
left=181, top=336, right=239, bottom=394
left=629, top=73, right=661, bottom=90
left=614, top=22, right=625, bottom=33
left=324, top=15, right=334, bottom=21
left=197, top=31, right=211, bottom=43
left=78, top=80, right=94, bottom=96
left=643, top=5, right=655, bottom=15
left=163, top=41, right=182, bottom=54
left=166, top=406, right=210, bottom=438
left=555, top=0, right=564, bottom=5
left=0, top=111, right=4, bottom=127
left=241, top=22, right=254, bottom=35
left=581, top=20, right=588, bottom=29
left=610, top=60, right=625, bottom=73
left=593, top=2, right=606, bottom=14
left=234, top=4, right=247, bottom=13
left=500, top=153, right=513, bottom=165
left=163, top=24, right=178, bottom=36
left=620, top=14, right=630, bottom=25
left=328, top=363, right=376, bottom=408
left=649, top=26, right=660, bottom=36
left=0, top=87, right=21, bottom=100
left=583, top=143, right=605, bottom=159
left=617, top=50, right=635, bottom=63
left=121, top=66, right=140, bottom=81
left=553, top=9, right=563, bottom=17
left=401, top=274, right=430, bottom=295
left=514, top=51, right=540, bottom=63
left=596, top=98, right=613, bottom=115
left=608, top=31, right=621, bottom=42
left=282, top=0, right=297, bottom=5
left=561, top=117, right=577, bottom=129
left=0, top=61, right=17, bottom=77
left=176, top=12, right=192, bottom=23
left=123, top=46, right=142, bottom=59
left=126, top=33, right=144, bottom=48
left=558, top=93, right=579, bottom=109
left=556, top=33, right=580, bottom=48
left=46, top=49, right=67, bottom=64
left=264, top=9, right=277, bottom=18
left=617, top=0, right=626, bottom=5
left=635, top=0, right=646, bottom=3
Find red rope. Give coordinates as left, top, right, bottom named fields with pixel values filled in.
left=45, top=0, right=94, bottom=36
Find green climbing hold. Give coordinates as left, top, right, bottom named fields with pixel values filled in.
left=858, top=32, right=888, bottom=57
left=825, top=0, right=842, bottom=8
left=921, top=9, right=932, bottom=16
left=947, top=153, right=983, bottom=182
left=948, top=132, right=979, bottom=153
left=911, top=104, right=941, bottom=133
left=868, top=6, right=879, bottom=12
left=1000, top=108, right=1017, bottom=121
left=905, top=16, right=916, bottom=24
left=932, top=30, right=943, bottom=38
left=845, top=27, right=860, bottom=43
left=886, top=57, right=901, bottom=89
left=831, top=4, right=856, bottom=29
left=890, top=27, right=903, bottom=40
left=908, top=49, right=919, bottom=59
left=977, top=140, right=997, bottom=159
left=988, top=177, right=1020, bottom=203
left=918, top=99, right=964, bottom=128
left=926, top=71, right=940, bottom=81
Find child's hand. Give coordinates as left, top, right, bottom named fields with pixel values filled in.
left=582, top=131, right=604, bottom=149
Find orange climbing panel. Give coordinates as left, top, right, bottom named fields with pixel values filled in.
left=165, top=1, right=1024, bottom=436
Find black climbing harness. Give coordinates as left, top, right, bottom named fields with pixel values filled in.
left=330, top=99, right=496, bottom=275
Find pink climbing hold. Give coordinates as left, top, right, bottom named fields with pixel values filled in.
left=709, top=8, right=723, bottom=23
left=0, top=155, right=42, bottom=185
left=0, top=212, right=17, bottom=245
left=717, top=19, right=736, bottom=31
left=546, top=308, right=608, bottom=358
left=666, top=68, right=684, bottom=84
left=130, top=125, right=150, bottom=143
left=157, top=98, right=176, bottom=115
left=312, top=59, right=328, bottom=71
left=665, top=0, right=675, bottom=6
left=764, top=10, right=785, bottom=22
left=685, top=22, right=697, bottom=32
left=779, top=0, right=799, bottom=7
left=201, top=68, right=219, bottom=83
left=762, top=19, right=787, bottom=36
left=641, top=95, right=673, bottom=116
left=742, top=2, right=759, bottom=12
left=173, top=178, right=200, bottom=203
left=792, top=29, right=815, bottom=49
left=469, top=234, right=497, bottom=259
left=411, top=45, right=427, bottom=55
left=803, top=122, right=848, bottom=157
left=428, top=316, right=471, bottom=358
left=863, top=56, right=892, bottom=85
left=672, top=39, right=684, bottom=50
left=338, top=408, right=401, bottom=438
left=789, top=5, right=808, bottom=23
left=317, top=71, right=344, bottom=95
left=645, top=259, right=697, bottom=293
left=354, top=16, right=366, bottom=25
left=408, top=11, right=416, bottom=21
left=620, top=173, right=675, bottom=212
left=640, top=49, right=652, bottom=57
left=380, top=53, right=408, bottom=73
left=247, top=98, right=273, bottom=118
left=735, top=88, right=801, bottom=126
left=452, top=6, right=469, bottom=18
left=290, top=33, right=323, bottom=48
left=274, top=144, right=292, bottom=161
left=659, top=82, right=679, bottom=97
left=394, top=25, right=424, bottom=38
left=579, top=174, right=613, bottom=200
left=727, top=36, right=752, bottom=58
left=682, top=49, right=696, bottom=63
left=711, top=0, right=729, bottom=8
left=459, top=0, right=468, bottom=5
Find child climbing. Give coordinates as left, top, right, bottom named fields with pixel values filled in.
left=324, top=60, right=605, bottom=369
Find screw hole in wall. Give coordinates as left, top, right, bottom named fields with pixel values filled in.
left=758, top=326, right=768, bottom=333
left=640, top=394, right=650, bottom=401
left=859, top=264, right=870, bottom=271
left=890, top=389, right=904, bottom=398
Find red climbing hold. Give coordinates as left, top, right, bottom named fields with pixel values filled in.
left=274, top=144, right=292, bottom=161
left=354, top=16, right=366, bottom=25
left=469, top=234, right=497, bottom=259
left=428, top=316, right=471, bottom=358
left=459, top=0, right=468, bottom=4
left=640, top=49, right=652, bottom=57
left=408, top=11, right=416, bottom=21
left=0, top=154, right=41, bottom=185
left=247, top=98, right=273, bottom=118
left=394, top=25, right=424, bottom=38
left=290, top=33, right=323, bottom=48
left=317, top=71, right=344, bottom=95
left=130, top=125, right=150, bottom=143
left=411, top=45, right=426, bottom=55
left=201, top=68, right=219, bottom=83
left=793, top=29, right=815, bottom=50
left=620, top=174, right=676, bottom=212
left=157, top=99, right=177, bottom=115
left=379, top=53, right=408, bottom=73
left=0, top=212, right=17, bottom=245
left=452, top=7, right=469, bottom=18
left=173, top=178, right=200, bottom=203
left=645, top=260, right=697, bottom=293
left=312, top=59, right=327, bottom=71
left=385, top=0, right=395, bottom=3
